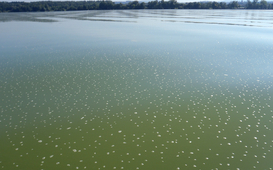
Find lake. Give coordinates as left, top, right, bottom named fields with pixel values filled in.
left=0, top=9, right=273, bottom=170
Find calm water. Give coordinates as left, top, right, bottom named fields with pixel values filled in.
left=1, top=10, right=273, bottom=170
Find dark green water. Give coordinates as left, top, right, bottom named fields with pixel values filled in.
left=0, top=10, right=273, bottom=170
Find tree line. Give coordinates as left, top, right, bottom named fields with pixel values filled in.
left=0, top=0, right=273, bottom=12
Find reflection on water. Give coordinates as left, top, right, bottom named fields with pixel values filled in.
left=0, top=12, right=58, bottom=22
left=0, top=10, right=273, bottom=170
left=0, top=10, right=273, bottom=27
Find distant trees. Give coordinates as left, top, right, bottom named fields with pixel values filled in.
left=99, top=1, right=114, bottom=9
left=0, top=1, right=101, bottom=12
left=0, top=0, right=273, bottom=12
left=246, top=0, right=272, bottom=8
left=228, top=1, right=239, bottom=8
left=147, top=0, right=229, bottom=9
left=128, top=1, right=145, bottom=9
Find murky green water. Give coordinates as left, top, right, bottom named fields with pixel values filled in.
left=1, top=10, right=273, bottom=170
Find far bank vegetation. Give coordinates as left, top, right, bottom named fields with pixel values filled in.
left=0, top=0, right=272, bottom=12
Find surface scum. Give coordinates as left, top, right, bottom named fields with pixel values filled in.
left=0, top=10, right=273, bottom=170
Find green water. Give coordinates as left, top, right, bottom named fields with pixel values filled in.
left=0, top=10, right=273, bottom=170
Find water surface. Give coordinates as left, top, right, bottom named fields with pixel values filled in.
left=0, top=10, right=273, bottom=170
